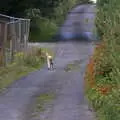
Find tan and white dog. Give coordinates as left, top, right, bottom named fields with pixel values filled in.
left=46, top=53, right=54, bottom=70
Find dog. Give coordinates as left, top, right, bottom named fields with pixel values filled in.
left=46, top=53, right=54, bottom=70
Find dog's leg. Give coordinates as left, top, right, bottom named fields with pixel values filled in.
left=52, top=63, right=54, bottom=70
left=49, top=63, right=53, bottom=70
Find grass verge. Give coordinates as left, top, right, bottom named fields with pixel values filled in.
left=85, top=43, right=120, bottom=120
left=0, top=47, right=53, bottom=93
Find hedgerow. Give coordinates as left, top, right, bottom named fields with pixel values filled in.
left=86, top=0, right=120, bottom=120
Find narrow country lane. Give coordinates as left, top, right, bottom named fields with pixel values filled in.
left=0, top=4, right=97, bottom=120
left=60, top=4, right=97, bottom=40
left=0, top=41, right=96, bottom=120
left=28, top=41, right=96, bottom=120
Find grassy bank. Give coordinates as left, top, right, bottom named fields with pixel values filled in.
left=0, top=47, right=52, bottom=93
left=86, top=0, right=120, bottom=120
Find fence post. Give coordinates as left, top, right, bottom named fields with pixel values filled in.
left=11, top=22, right=15, bottom=62
left=18, top=20, right=21, bottom=51
left=3, top=23, right=7, bottom=66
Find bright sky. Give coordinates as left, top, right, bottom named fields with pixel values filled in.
left=90, top=0, right=97, bottom=3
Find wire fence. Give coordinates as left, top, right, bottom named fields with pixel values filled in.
left=0, top=14, right=30, bottom=66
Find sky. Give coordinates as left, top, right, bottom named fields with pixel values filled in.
left=90, top=0, right=97, bottom=3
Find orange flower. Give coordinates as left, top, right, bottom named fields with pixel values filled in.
left=85, top=42, right=106, bottom=89
left=97, top=85, right=112, bottom=95
left=86, top=56, right=96, bottom=88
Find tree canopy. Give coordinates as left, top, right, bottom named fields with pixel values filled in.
left=0, top=0, right=90, bottom=17
left=0, top=0, right=91, bottom=42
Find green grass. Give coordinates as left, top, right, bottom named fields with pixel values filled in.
left=0, top=64, right=35, bottom=92
left=35, top=93, right=55, bottom=112
left=31, top=93, right=55, bottom=118
left=87, top=87, right=120, bottom=120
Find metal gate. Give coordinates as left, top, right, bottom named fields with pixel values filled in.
left=0, top=14, right=30, bottom=66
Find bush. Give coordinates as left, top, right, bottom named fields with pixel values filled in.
left=30, top=19, right=57, bottom=42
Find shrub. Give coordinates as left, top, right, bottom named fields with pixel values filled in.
left=86, top=0, right=120, bottom=120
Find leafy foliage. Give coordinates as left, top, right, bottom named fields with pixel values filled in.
left=86, top=0, right=120, bottom=120
left=0, top=0, right=90, bottom=41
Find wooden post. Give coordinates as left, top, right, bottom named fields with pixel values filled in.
left=19, top=20, right=21, bottom=51
left=11, top=23, right=15, bottom=62
left=26, top=20, right=30, bottom=51
left=10, top=39, right=12, bottom=62
left=3, top=23, right=7, bottom=66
